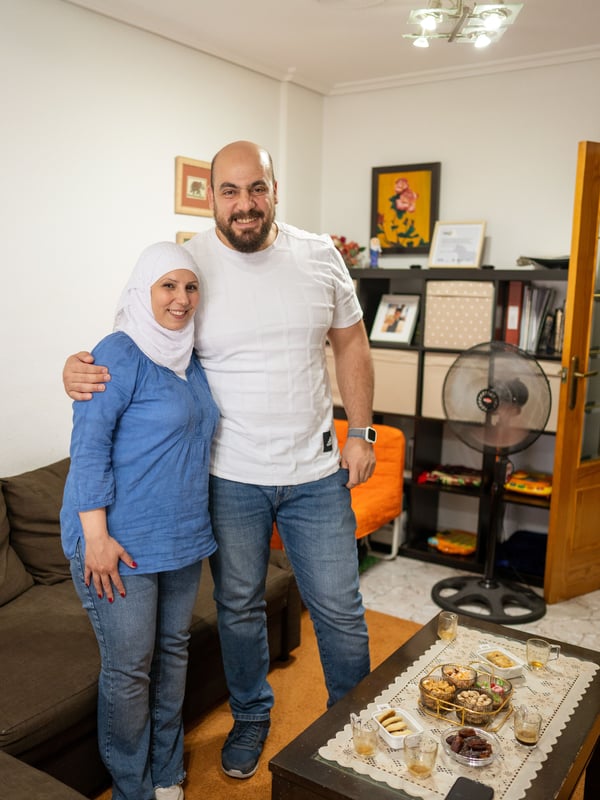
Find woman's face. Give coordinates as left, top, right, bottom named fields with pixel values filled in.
left=150, top=269, right=199, bottom=330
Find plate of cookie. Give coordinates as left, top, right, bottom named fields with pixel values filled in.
left=372, top=705, right=424, bottom=749
left=475, top=644, right=525, bottom=679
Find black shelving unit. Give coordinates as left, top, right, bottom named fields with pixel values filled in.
left=348, top=266, right=568, bottom=585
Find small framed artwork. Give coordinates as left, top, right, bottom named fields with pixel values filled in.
left=371, top=162, right=441, bottom=255
left=176, top=231, right=197, bottom=245
left=175, top=156, right=212, bottom=216
left=428, top=220, right=486, bottom=268
left=370, top=294, right=420, bottom=345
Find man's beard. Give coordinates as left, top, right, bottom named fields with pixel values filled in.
left=215, top=209, right=274, bottom=253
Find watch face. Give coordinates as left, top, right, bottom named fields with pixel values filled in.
left=367, top=428, right=377, bottom=443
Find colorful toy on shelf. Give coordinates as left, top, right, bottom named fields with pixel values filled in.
left=428, top=529, right=477, bottom=556
left=504, top=470, right=552, bottom=497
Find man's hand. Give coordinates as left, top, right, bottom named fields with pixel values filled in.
left=63, top=351, right=110, bottom=401
left=340, top=438, right=376, bottom=489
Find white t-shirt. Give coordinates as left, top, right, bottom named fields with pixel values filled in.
left=185, top=222, right=362, bottom=485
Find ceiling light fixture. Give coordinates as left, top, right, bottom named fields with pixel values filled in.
left=404, top=1, right=522, bottom=50
left=414, top=35, right=431, bottom=48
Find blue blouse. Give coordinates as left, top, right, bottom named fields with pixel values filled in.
left=60, top=332, right=220, bottom=574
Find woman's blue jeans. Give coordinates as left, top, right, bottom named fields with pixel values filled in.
left=209, top=468, right=370, bottom=721
left=70, top=545, right=202, bottom=800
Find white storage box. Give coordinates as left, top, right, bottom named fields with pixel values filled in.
left=326, top=347, right=418, bottom=416
left=372, top=349, right=418, bottom=415
left=421, top=352, right=459, bottom=419
left=424, top=281, right=495, bottom=350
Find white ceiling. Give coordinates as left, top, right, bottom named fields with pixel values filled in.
left=65, top=0, right=600, bottom=95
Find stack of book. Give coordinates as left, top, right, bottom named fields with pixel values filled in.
left=503, top=280, right=564, bottom=355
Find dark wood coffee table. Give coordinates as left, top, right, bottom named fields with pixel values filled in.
left=269, top=614, right=600, bottom=799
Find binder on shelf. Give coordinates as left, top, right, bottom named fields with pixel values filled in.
left=519, top=286, right=532, bottom=350
left=504, top=281, right=524, bottom=345
left=537, top=310, right=556, bottom=354
left=553, top=305, right=565, bottom=354
left=527, top=287, right=554, bottom=353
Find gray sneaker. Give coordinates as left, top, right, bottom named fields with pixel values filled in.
left=221, top=719, right=271, bottom=779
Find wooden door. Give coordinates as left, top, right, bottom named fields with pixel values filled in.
left=545, top=141, right=600, bottom=604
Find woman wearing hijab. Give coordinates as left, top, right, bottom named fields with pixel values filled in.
left=61, top=242, right=219, bottom=800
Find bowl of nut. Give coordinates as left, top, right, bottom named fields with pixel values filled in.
left=454, top=688, right=495, bottom=725
left=441, top=664, right=477, bottom=690
left=371, top=705, right=423, bottom=749
left=441, top=726, right=500, bottom=767
left=419, top=674, right=456, bottom=714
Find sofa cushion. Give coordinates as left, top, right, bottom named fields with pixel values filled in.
left=0, top=489, right=34, bottom=606
left=1, top=459, right=71, bottom=584
left=0, top=580, right=99, bottom=754
left=0, top=751, right=88, bottom=800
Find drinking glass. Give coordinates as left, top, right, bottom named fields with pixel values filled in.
left=526, top=638, right=560, bottom=670
left=351, top=716, right=377, bottom=757
left=437, top=611, right=458, bottom=642
left=404, top=733, right=438, bottom=777
left=514, top=705, right=543, bottom=746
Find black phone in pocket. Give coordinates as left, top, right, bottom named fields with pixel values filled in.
left=444, top=776, right=494, bottom=800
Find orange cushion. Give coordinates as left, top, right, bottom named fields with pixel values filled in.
left=271, top=421, right=405, bottom=548
left=336, top=420, right=405, bottom=539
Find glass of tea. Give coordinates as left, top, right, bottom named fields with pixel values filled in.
left=526, top=638, right=560, bottom=670
left=404, top=733, right=438, bottom=777
left=351, top=715, right=377, bottom=757
left=514, top=705, right=542, bottom=746
left=437, top=611, right=458, bottom=642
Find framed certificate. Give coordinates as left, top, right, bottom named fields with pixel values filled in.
left=428, top=221, right=486, bottom=268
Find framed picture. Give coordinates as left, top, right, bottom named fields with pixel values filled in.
left=176, top=231, right=197, bottom=245
left=370, top=294, right=420, bottom=345
left=428, top=220, right=486, bottom=268
left=175, top=156, right=212, bottom=216
left=371, top=162, right=440, bottom=255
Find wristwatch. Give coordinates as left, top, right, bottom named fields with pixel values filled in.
left=348, top=427, right=377, bottom=444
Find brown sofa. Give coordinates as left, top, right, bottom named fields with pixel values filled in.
left=0, top=459, right=302, bottom=798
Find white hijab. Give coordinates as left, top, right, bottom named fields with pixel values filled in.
left=114, top=241, right=200, bottom=379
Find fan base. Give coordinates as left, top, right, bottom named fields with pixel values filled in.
left=431, top=575, right=546, bottom=624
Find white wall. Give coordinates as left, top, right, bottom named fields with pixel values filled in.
left=321, top=58, right=600, bottom=267
left=2, top=0, right=599, bottom=476
left=0, top=0, right=323, bottom=474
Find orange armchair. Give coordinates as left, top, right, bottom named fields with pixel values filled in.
left=272, top=419, right=405, bottom=559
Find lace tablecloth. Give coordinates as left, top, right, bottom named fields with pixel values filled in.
left=318, top=627, right=598, bottom=799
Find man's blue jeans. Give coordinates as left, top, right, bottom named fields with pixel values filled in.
left=209, top=468, right=370, bottom=721
left=70, top=545, right=202, bottom=800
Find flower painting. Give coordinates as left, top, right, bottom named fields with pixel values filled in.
left=371, top=162, right=441, bottom=256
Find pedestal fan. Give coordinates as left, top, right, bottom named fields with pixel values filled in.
left=430, top=341, right=552, bottom=624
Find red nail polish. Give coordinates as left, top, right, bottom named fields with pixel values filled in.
left=120, top=592, right=125, bottom=598
left=131, top=561, right=138, bottom=568
left=108, top=597, right=114, bottom=603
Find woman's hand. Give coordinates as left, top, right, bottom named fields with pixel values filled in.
left=79, top=509, right=136, bottom=601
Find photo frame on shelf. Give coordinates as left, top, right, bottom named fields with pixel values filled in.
left=176, top=231, right=197, bottom=244
left=428, top=220, right=486, bottom=268
left=370, top=294, right=420, bottom=345
left=370, top=162, right=440, bottom=256
left=175, top=156, right=212, bottom=216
